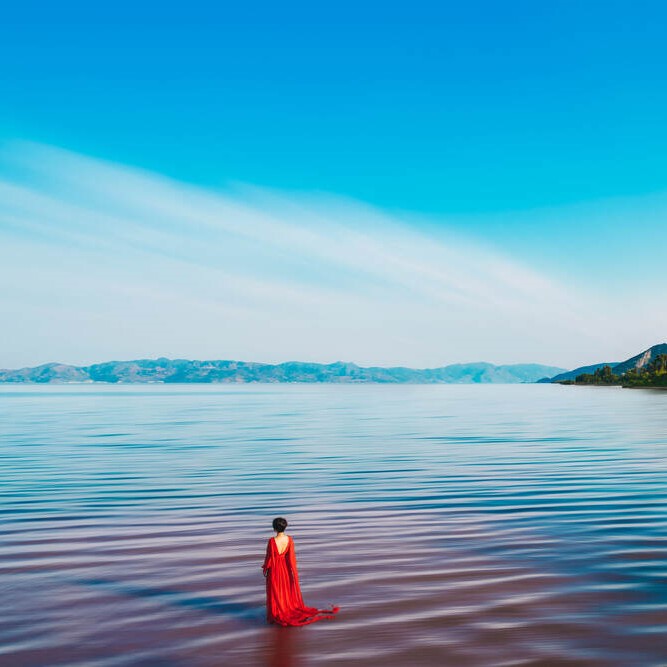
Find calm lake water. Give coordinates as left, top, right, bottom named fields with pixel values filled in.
left=1, top=383, right=666, bottom=666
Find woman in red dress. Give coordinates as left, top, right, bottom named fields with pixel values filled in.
left=262, top=517, right=339, bottom=626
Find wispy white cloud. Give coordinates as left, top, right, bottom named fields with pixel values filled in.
left=0, top=141, right=659, bottom=369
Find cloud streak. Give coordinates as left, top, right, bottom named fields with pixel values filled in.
left=0, top=141, right=653, bottom=369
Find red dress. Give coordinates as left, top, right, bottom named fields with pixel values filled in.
left=262, top=535, right=339, bottom=626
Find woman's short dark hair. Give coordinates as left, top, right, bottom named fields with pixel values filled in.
left=272, top=517, right=288, bottom=533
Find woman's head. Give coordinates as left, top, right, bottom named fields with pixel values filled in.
left=272, top=517, right=288, bottom=533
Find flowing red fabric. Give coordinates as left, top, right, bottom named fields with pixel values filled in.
left=262, top=535, right=339, bottom=626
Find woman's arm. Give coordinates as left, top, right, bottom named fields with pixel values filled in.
left=262, top=539, right=272, bottom=577
left=286, top=537, right=301, bottom=587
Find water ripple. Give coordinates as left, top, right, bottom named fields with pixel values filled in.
left=1, top=384, right=666, bottom=666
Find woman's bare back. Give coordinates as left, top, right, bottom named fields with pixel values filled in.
left=274, top=533, right=289, bottom=554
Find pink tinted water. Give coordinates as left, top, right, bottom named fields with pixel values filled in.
left=1, top=384, right=666, bottom=666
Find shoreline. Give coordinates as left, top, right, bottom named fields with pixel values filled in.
left=558, top=382, right=667, bottom=390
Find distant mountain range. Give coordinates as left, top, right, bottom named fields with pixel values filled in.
left=540, top=343, right=667, bottom=384
left=0, top=358, right=566, bottom=384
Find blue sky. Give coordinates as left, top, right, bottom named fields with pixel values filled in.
left=1, top=1, right=666, bottom=369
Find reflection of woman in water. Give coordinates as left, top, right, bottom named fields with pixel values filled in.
left=262, top=517, right=339, bottom=626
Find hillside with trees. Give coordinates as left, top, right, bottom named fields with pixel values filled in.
left=559, top=353, right=667, bottom=388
